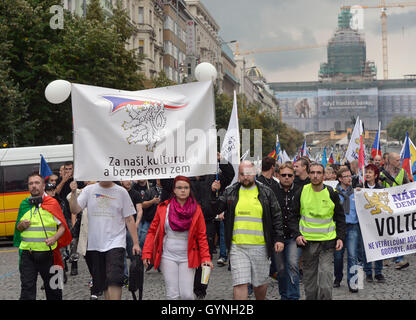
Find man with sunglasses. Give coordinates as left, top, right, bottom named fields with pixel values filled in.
left=274, top=162, right=301, bottom=300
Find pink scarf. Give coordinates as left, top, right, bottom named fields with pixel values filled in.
left=168, top=196, right=197, bottom=232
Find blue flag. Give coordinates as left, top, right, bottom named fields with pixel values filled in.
left=321, top=146, right=328, bottom=167
left=40, top=154, right=53, bottom=179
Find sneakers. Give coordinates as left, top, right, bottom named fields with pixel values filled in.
left=333, top=280, right=341, bottom=288
left=217, top=257, right=227, bottom=266
left=374, top=274, right=386, bottom=283
left=90, top=294, right=98, bottom=300
left=349, top=287, right=358, bottom=293
left=395, top=261, right=410, bottom=270
left=366, top=274, right=373, bottom=283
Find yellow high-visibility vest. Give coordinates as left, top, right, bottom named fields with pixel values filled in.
left=19, top=207, right=58, bottom=251
left=299, top=184, right=337, bottom=241
left=232, top=186, right=265, bottom=245
left=380, top=168, right=405, bottom=188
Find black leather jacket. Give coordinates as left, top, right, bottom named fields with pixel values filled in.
left=214, top=181, right=284, bottom=258
left=275, top=182, right=300, bottom=239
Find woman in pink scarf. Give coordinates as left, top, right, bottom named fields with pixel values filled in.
left=142, top=176, right=213, bottom=300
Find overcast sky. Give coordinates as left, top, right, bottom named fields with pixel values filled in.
left=202, top=0, right=416, bottom=83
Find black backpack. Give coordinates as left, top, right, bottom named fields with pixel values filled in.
left=129, top=255, right=144, bottom=300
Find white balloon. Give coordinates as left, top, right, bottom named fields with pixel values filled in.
left=195, top=62, right=217, bottom=82
left=45, top=80, right=72, bottom=104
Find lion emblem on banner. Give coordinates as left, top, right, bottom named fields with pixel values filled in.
left=363, top=192, right=393, bottom=215
left=122, top=102, right=167, bottom=152
left=102, top=95, right=187, bottom=152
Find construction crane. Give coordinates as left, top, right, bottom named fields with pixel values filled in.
left=341, top=1, right=416, bottom=80
left=233, top=41, right=327, bottom=57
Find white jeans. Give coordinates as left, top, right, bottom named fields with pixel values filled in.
left=160, top=258, right=195, bottom=300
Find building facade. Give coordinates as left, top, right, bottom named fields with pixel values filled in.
left=270, top=8, right=416, bottom=133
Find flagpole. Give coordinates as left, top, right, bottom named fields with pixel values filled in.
left=377, top=121, right=382, bottom=154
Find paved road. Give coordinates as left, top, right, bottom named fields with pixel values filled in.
left=1, top=242, right=415, bottom=300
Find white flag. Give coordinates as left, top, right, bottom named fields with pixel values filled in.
left=281, top=150, right=291, bottom=163
left=72, top=81, right=217, bottom=180
left=221, top=90, right=240, bottom=184
left=344, top=116, right=361, bottom=163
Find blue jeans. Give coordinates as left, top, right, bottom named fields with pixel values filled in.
left=219, top=221, right=227, bottom=260
left=276, top=238, right=302, bottom=300
left=138, top=220, right=151, bottom=250
left=334, top=224, right=363, bottom=288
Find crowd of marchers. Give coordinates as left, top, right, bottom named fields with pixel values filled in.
left=14, top=151, right=411, bottom=300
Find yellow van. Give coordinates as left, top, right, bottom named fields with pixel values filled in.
left=0, top=144, right=73, bottom=238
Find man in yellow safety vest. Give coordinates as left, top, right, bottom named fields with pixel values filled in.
left=214, top=160, right=285, bottom=300
left=289, top=162, right=346, bottom=300
left=14, top=173, right=71, bottom=300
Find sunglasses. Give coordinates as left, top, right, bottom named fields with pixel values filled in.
left=280, top=173, right=294, bottom=178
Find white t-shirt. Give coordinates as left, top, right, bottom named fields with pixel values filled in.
left=162, top=205, right=189, bottom=263
left=77, top=183, right=136, bottom=252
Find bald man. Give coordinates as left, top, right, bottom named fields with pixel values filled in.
left=214, top=160, right=284, bottom=300
left=373, top=155, right=382, bottom=169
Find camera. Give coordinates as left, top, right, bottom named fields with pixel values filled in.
left=28, top=196, right=43, bottom=207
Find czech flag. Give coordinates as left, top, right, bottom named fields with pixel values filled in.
left=371, top=122, right=382, bottom=159
left=299, top=139, right=307, bottom=157
left=328, top=150, right=334, bottom=164
left=40, top=154, right=53, bottom=180
left=401, top=132, right=414, bottom=182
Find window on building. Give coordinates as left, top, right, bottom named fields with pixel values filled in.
left=138, top=7, right=144, bottom=24
left=164, top=16, right=174, bottom=31
left=139, top=40, right=145, bottom=55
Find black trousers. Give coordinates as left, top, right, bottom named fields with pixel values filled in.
left=193, top=221, right=216, bottom=297
left=19, top=250, right=62, bottom=300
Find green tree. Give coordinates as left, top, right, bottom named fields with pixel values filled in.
left=0, top=24, right=36, bottom=147
left=215, top=91, right=303, bottom=157
left=86, top=0, right=105, bottom=23
left=152, top=71, right=176, bottom=88
left=1, top=0, right=145, bottom=146
left=386, top=116, right=416, bottom=142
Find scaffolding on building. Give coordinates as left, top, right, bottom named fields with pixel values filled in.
left=319, top=9, right=377, bottom=82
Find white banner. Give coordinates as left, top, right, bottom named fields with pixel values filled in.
left=221, top=90, right=240, bottom=184
left=355, top=183, right=416, bottom=262
left=344, top=116, right=360, bottom=163
left=72, top=81, right=217, bottom=180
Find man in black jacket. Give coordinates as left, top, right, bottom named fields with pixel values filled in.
left=192, top=153, right=235, bottom=299
left=294, top=157, right=311, bottom=188
left=274, top=162, right=301, bottom=300
left=214, top=160, right=284, bottom=300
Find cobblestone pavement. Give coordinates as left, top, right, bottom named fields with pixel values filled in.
left=1, top=242, right=415, bottom=300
